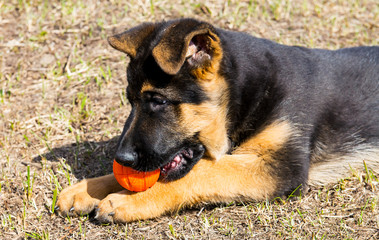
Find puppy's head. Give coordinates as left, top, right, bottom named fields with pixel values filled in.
left=109, top=19, right=229, bottom=181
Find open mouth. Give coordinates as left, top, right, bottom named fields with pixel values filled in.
left=160, top=148, right=194, bottom=175
left=114, top=143, right=204, bottom=181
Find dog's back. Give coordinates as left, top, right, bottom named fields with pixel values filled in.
left=219, top=28, right=379, bottom=185
left=307, top=47, right=379, bottom=184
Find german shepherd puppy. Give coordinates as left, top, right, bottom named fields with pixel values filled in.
left=57, top=18, right=379, bottom=223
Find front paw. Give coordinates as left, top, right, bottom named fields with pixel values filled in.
left=56, top=174, right=124, bottom=218
left=56, top=180, right=100, bottom=216
left=56, top=180, right=101, bottom=216
left=95, top=190, right=165, bottom=223
left=95, top=190, right=137, bottom=223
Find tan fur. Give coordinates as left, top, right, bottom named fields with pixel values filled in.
left=309, top=145, right=379, bottom=185
left=179, top=77, right=229, bottom=160
left=178, top=33, right=230, bottom=160
left=57, top=121, right=295, bottom=222
left=108, top=23, right=156, bottom=58
left=140, top=82, right=154, bottom=93
left=56, top=174, right=123, bottom=215
left=190, top=33, right=223, bottom=81
left=93, top=153, right=278, bottom=222
left=152, top=27, right=214, bottom=75
left=178, top=50, right=295, bottom=163
left=233, top=120, right=294, bottom=156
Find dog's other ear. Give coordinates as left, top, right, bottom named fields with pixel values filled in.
left=108, top=23, right=155, bottom=58
left=152, top=21, right=222, bottom=75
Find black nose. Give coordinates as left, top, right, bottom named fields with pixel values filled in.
left=115, top=149, right=138, bottom=167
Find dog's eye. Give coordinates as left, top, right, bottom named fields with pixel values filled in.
left=149, top=95, right=169, bottom=111
left=151, top=96, right=167, bottom=105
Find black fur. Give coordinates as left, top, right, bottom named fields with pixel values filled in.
left=216, top=27, right=379, bottom=194
left=114, top=18, right=379, bottom=193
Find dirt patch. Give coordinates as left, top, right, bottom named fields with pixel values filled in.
left=0, top=0, right=378, bottom=239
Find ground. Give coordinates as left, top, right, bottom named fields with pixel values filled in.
left=0, top=0, right=378, bottom=239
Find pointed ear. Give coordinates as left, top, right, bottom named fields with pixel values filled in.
left=152, top=22, right=222, bottom=75
left=107, top=23, right=156, bottom=58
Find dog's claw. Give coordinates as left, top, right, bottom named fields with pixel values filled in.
left=94, top=207, right=99, bottom=218
left=93, top=207, right=114, bottom=223
left=69, top=207, right=75, bottom=212
left=54, top=206, right=60, bottom=211
left=95, top=213, right=113, bottom=223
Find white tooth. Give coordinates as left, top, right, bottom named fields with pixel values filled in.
left=174, top=155, right=181, bottom=162
left=171, top=161, right=177, bottom=168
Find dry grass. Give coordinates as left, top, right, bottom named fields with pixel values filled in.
left=0, top=0, right=378, bottom=239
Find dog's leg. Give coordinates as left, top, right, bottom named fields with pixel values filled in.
left=95, top=153, right=278, bottom=223
left=56, top=174, right=124, bottom=216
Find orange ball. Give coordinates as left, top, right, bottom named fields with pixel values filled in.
left=113, top=160, right=160, bottom=192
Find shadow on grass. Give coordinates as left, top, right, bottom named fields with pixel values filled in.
left=32, top=136, right=120, bottom=180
